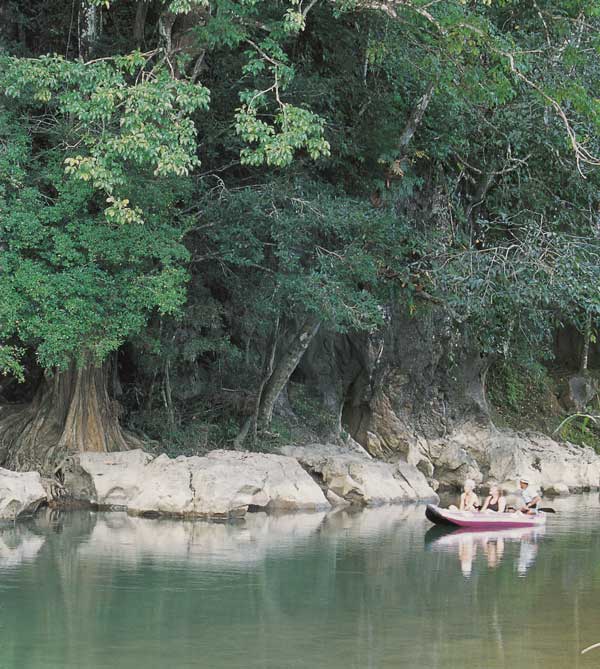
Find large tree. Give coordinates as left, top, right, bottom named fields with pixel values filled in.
left=1, top=0, right=600, bottom=467
left=0, top=51, right=208, bottom=470
left=0, top=0, right=333, bottom=470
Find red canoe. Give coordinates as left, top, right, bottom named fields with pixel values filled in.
left=425, top=504, right=546, bottom=529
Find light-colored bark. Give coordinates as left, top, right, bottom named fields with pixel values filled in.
left=0, top=358, right=141, bottom=474
left=397, top=81, right=435, bottom=156
left=79, top=1, right=101, bottom=59
left=581, top=311, right=592, bottom=373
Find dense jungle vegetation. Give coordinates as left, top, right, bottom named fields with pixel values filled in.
left=0, top=0, right=599, bottom=471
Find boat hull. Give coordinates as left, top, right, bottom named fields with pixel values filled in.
left=425, top=504, right=546, bottom=529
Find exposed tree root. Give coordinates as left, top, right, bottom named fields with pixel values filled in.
left=0, top=360, right=142, bottom=475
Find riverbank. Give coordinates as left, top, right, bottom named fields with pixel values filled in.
left=2, top=423, right=600, bottom=522
left=412, top=422, right=600, bottom=495
left=0, top=445, right=439, bottom=521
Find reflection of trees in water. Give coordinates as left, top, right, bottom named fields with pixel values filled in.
left=0, top=510, right=98, bottom=668
left=1, top=499, right=600, bottom=668
left=0, top=506, right=428, bottom=668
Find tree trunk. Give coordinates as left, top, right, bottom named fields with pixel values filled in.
left=466, top=170, right=496, bottom=227
left=158, top=4, right=208, bottom=78
left=133, top=0, right=149, bottom=47
left=257, top=318, right=321, bottom=430
left=0, top=359, right=141, bottom=474
left=580, top=311, right=592, bottom=373
left=0, top=3, right=20, bottom=46
left=397, top=81, right=435, bottom=156
left=79, top=1, right=100, bottom=59
left=161, top=359, right=176, bottom=432
left=233, top=316, right=280, bottom=449
left=249, top=315, right=280, bottom=443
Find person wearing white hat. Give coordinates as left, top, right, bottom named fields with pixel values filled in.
left=519, top=478, right=541, bottom=513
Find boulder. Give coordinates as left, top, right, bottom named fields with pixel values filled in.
left=560, top=374, right=598, bottom=412
left=62, top=449, right=153, bottom=508
left=326, top=489, right=350, bottom=507
left=62, top=449, right=330, bottom=518
left=129, top=454, right=196, bottom=515
left=428, top=423, right=600, bottom=494
left=544, top=482, right=570, bottom=496
left=281, top=443, right=439, bottom=505
left=395, top=460, right=441, bottom=499
left=426, top=439, right=483, bottom=488
left=207, top=451, right=329, bottom=511
left=0, top=468, right=47, bottom=520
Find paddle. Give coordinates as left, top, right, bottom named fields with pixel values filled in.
left=506, top=506, right=556, bottom=514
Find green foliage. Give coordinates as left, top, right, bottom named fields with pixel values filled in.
left=235, top=104, right=330, bottom=167
left=287, top=382, right=338, bottom=435
left=487, top=362, right=549, bottom=414
left=556, top=412, right=600, bottom=452
left=197, top=179, right=416, bottom=338
left=0, top=54, right=208, bottom=221
left=0, top=57, right=198, bottom=372
left=2, top=0, right=600, bottom=447
left=0, top=345, right=25, bottom=382
left=130, top=406, right=241, bottom=457
left=430, top=227, right=600, bottom=363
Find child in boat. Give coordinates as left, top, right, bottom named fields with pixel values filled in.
left=481, top=484, right=506, bottom=513
left=449, top=479, right=480, bottom=511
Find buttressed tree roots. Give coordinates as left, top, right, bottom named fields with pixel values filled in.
left=0, top=360, right=141, bottom=474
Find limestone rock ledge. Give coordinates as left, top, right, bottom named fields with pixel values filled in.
left=62, top=450, right=331, bottom=518
left=281, top=444, right=439, bottom=506
left=59, top=446, right=438, bottom=518
left=425, top=424, right=600, bottom=493
left=0, top=468, right=47, bottom=520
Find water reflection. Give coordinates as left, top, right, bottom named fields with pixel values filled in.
left=426, top=525, right=545, bottom=576
left=0, top=524, right=45, bottom=568
left=77, top=511, right=328, bottom=566
left=0, top=505, right=426, bottom=573
left=0, top=497, right=600, bottom=669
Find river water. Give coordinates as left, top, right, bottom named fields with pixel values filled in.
left=1, top=495, right=600, bottom=669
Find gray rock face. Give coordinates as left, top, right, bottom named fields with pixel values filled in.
left=427, top=424, right=600, bottom=493
left=297, top=306, right=492, bottom=459
left=560, top=374, right=598, bottom=412
left=426, top=440, right=482, bottom=488
left=282, top=444, right=439, bottom=506
left=0, top=468, right=47, bottom=520
left=62, top=449, right=330, bottom=518
left=395, top=459, right=441, bottom=500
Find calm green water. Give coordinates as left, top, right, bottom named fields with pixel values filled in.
left=1, top=496, right=600, bottom=669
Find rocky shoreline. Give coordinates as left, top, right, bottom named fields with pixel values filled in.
left=2, top=425, right=599, bottom=522
left=0, top=445, right=438, bottom=521
left=412, top=423, right=600, bottom=495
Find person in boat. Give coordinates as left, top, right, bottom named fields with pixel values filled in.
left=518, top=478, right=541, bottom=514
left=449, top=479, right=480, bottom=512
left=480, top=484, right=506, bottom=513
